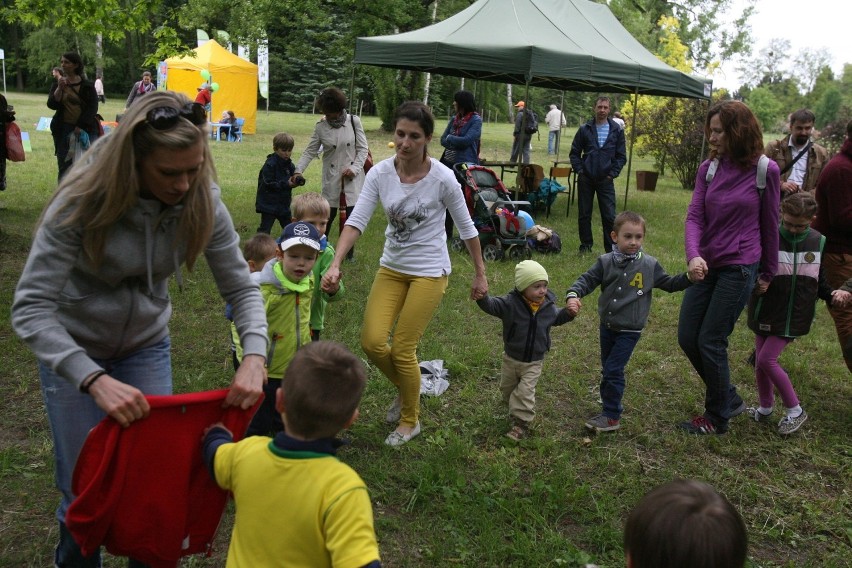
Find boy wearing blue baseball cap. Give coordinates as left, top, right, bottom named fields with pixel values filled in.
left=244, top=221, right=332, bottom=436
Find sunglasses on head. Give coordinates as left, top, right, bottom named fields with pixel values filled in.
left=145, top=103, right=207, bottom=130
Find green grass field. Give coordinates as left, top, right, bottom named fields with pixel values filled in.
left=1, top=92, right=850, bottom=567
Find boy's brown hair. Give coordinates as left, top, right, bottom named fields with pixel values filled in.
left=281, top=341, right=366, bottom=439
left=243, top=233, right=278, bottom=266
left=273, top=133, right=295, bottom=152
left=781, top=191, right=818, bottom=219
left=292, top=192, right=331, bottom=221
left=624, top=479, right=747, bottom=568
left=613, top=211, right=645, bottom=234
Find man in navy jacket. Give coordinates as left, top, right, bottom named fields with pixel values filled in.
left=569, top=96, right=627, bottom=253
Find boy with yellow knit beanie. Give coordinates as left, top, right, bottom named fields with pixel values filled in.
left=476, top=260, right=574, bottom=440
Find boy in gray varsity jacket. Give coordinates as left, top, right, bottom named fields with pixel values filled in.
left=566, top=211, right=692, bottom=432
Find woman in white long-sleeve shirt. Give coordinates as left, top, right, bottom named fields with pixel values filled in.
left=323, top=101, right=488, bottom=447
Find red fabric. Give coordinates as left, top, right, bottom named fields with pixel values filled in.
left=194, top=89, right=211, bottom=106
left=66, top=389, right=261, bottom=567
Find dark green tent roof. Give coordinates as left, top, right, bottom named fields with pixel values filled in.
left=355, top=0, right=711, bottom=99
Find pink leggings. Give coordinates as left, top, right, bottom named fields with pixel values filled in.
left=754, top=335, right=798, bottom=409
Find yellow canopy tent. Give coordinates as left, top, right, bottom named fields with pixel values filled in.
left=165, top=41, right=258, bottom=134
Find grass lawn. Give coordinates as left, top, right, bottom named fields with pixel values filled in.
left=1, top=92, right=850, bottom=567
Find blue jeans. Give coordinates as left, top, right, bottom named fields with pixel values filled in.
left=577, top=174, right=616, bottom=252
left=678, top=264, right=757, bottom=427
left=600, top=327, right=642, bottom=420
left=41, top=337, right=172, bottom=567
left=548, top=130, right=560, bottom=154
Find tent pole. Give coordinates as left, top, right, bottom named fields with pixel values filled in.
left=623, top=88, right=638, bottom=210
left=348, top=66, right=356, bottom=114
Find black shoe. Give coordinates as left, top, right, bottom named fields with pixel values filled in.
left=578, top=245, right=593, bottom=254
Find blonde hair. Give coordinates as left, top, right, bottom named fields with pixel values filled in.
left=44, top=91, right=217, bottom=269
left=291, top=192, right=330, bottom=221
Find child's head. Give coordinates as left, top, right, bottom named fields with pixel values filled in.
left=291, top=192, right=331, bottom=237
left=277, top=222, right=321, bottom=282
left=624, top=479, right=747, bottom=568
left=514, top=260, right=549, bottom=303
left=273, top=132, right=295, bottom=160
left=276, top=340, right=367, bottom=439
left=780, top=192, right=818, bottom=235
left=243, top=233, right=278, bottom=272
left=611, top=211, right=646, bottom=254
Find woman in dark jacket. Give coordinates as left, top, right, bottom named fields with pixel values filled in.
left=439, top=89, right=482, bottom=240
left=48, top=51, right=100, bottom=180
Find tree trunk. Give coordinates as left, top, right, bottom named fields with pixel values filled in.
left=506, top=83, right=514, bottom=122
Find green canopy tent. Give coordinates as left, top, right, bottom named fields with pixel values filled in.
left=354, top=0, right=712, bottom=203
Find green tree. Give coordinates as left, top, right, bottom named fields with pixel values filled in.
left=814, top=86, right=842, bottom=129
left=746, top=86, right=783, bottom=132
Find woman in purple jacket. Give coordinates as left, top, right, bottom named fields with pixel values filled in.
left=678, top=101, right=780, bottom=435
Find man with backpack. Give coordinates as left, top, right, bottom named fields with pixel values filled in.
left=510, top=101, right=537, bottom=164
left=569, top=96, right=627, bottom=254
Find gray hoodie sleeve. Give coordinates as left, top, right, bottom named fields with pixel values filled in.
left=11, top=201, right=102, bottom=389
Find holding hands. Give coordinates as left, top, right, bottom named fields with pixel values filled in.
left=687, top=256, right=708, bottom=282
left=566, top=297, right=582, bottom=317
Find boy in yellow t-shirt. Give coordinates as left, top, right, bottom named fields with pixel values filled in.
left=203, top=341, right=381, bottom=568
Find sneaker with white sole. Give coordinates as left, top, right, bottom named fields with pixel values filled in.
left=678, top=415, right=727, bottom=435
left=729, top=399, right=747, bottom=418
left=385, top=396, right=401, bottom=424
left=585, top=414, right=620, bottom=432
left=746, top=407, right=773, bottom=423
left=778, top=410, right=808, bottom=435
left=385, top=421, right=421, bottom=446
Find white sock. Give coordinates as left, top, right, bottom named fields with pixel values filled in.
left=758, top=406, right=773, bottom=416
left=786, top=405, right=802, bottom=419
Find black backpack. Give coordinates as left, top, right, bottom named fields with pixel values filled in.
left=524, top=109, right=539, bottom=135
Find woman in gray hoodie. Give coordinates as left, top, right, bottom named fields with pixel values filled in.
left=12, top=91, right=268, bottom=567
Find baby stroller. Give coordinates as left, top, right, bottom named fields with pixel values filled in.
left=452, top=163, right=531, bottom=261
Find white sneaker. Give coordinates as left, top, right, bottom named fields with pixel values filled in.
left=385, top=421, right=421, bottom=447
left=385, top=396, right=401, bottom=423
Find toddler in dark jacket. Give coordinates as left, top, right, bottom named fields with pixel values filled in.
left=477, top=260, right=573, bottom=441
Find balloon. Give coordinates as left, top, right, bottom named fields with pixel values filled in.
left=211, top=82, right=220, bottom=92
left=517, top=209, right=534, bottom=232
left=200, top=70, right=211, bottom=81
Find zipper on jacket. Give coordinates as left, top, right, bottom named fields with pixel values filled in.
left=784, top=238, right=799, bottom=337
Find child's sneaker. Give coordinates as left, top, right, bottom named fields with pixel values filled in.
left=778, top=410, right=808, bottom=435
left=678, top=415, right=727, bottom=435
left=506, top=421, right=529, bottom=441
left=746, top=407, right=773, bottom=424
left=585, top=414, right=620, bottom=432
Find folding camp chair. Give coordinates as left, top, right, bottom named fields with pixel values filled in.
left=549, top=164, right=575, bottom=217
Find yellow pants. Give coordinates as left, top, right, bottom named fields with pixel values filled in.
left=361, top=267, right=448, bottom=426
